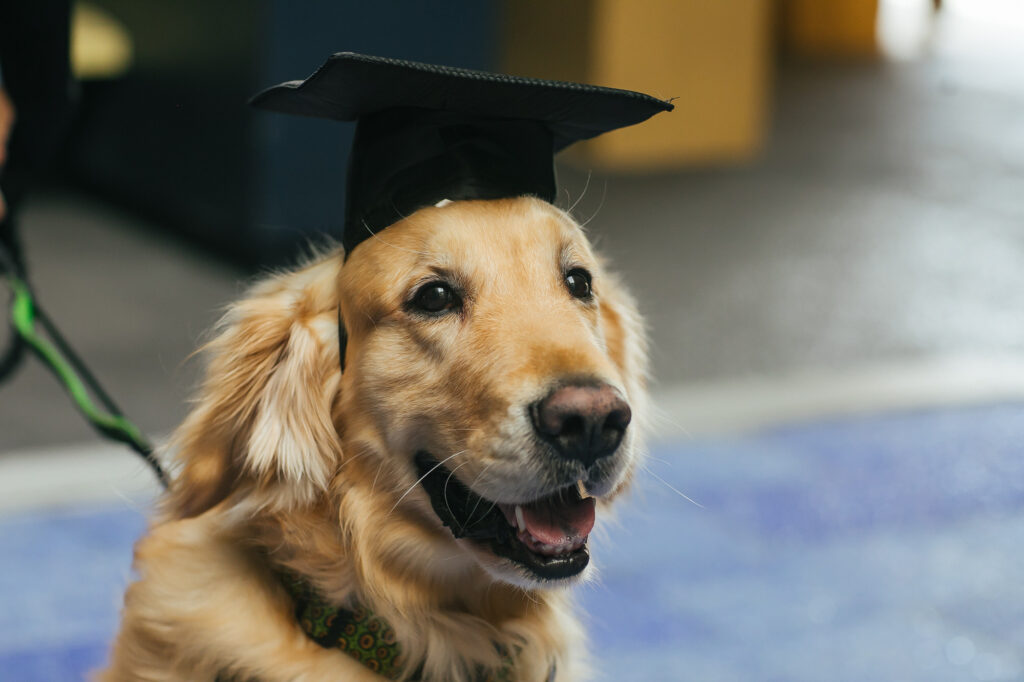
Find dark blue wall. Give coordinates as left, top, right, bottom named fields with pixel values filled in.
left=69, top=1, right=500, bottom=266
left=251, top=0, right=501, bottom=262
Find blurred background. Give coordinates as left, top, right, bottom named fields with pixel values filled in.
left=2, top=0, right=1024, bottom=679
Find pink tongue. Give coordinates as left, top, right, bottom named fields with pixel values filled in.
left=521, top=496, right=596, bottom=545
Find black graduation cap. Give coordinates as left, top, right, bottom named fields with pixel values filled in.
left=250, top=52, right=673, bottom=254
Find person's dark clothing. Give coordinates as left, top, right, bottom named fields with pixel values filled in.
left=0, top=0, right=75, bottom=273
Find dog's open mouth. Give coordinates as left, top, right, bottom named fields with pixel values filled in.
left=414, top=452, right=594, bottom=580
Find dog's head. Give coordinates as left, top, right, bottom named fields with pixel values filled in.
left=169, top=197, right=647, bottom=589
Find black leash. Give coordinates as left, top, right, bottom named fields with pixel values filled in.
left=0, top=241, right=169, bottom=488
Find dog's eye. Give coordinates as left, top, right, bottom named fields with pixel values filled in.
left=411, top=281, right=461, bottom=314
left=564, top=268, right=593, bottom=300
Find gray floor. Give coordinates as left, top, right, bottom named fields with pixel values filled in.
left=3, top=6, right=1024, bottom=451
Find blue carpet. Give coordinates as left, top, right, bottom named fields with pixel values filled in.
left=3, top=404, right=1024, bottom=681
left=0, top=505, right=147, bottom=680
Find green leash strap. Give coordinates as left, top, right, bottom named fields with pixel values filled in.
left=3, top=259, right=168, bottom=488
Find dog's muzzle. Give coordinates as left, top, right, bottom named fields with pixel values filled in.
left=415, top=451, right=596, bottom=581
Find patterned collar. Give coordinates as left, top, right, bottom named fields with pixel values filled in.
left=280, top=571, right=524, bottom=681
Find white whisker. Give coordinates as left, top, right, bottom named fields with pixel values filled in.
left=580, top=179, right=608, bottom=228
left=649, top=404, right=695, bottom=440
left=387, top=450, right=467, bottom=516
left=567, top=169, right=592, bottom=216
left=463, top=462, right=496, bottom=525
left=641, top=464, right=704, bottom=509
left=370, top=459, right=386, bottom=494
left=443, top=461, right=471, bottom=526
left=361, top=219, right=430, bottom=256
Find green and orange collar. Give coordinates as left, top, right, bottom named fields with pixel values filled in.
left=281, top=571, right=527, bottom=682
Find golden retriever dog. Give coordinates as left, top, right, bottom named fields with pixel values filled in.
left=100, top=196, right=648, bottom=681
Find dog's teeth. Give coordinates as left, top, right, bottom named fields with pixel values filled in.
left=514, top=505, right=526, bottom=533
left=577, top=480, right=592, bottom=499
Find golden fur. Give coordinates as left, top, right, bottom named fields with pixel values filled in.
left=100, top=197, right=648, bottom=681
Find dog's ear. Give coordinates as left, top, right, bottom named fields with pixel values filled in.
left=167, top=256, right=344, bottom=518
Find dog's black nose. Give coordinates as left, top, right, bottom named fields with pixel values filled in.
left=531, top=383, right=631, bottom=466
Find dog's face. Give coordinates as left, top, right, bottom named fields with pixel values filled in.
left=169, top=196, right=646, bottom=594
left=337, top=197, right=647, bottom=587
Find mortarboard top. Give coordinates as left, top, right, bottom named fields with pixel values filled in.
left=250, top=52, right=673, bottom=254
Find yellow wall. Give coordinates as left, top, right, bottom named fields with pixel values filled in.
left=502, top=0, right=880, bottom=171
left=781, top=0, right=880, bottom=57
left=503, top=0, right=774, bottom=170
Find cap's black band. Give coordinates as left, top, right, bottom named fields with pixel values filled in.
left=343, top=108, right=555, bottom=254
